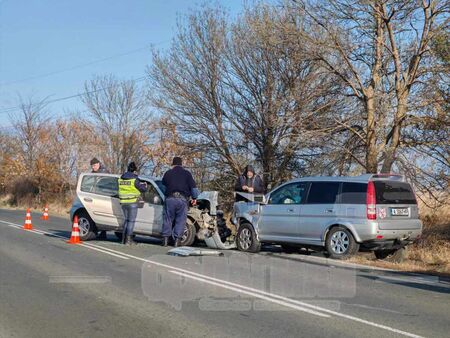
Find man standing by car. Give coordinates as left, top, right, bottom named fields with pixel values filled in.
left=235, top=164, right=264, bottom=202
left=90, top=157, right=110, bottom=240
left=118, top=162, right=147, bottom=245
left=90, top=157, right=109, bottom=174
left=161, top=157, right=198, bottom=247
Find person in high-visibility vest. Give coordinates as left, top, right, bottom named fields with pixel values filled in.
left=118, top=162, right=147, bottom=245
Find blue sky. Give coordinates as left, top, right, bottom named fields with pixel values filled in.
left=0, top=0, right=272, bottom=127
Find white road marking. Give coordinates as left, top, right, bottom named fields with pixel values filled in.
left=0, top=218, right=426, bottom=337
left=0, top=220, right=129, bottom=260
left=168, top=270, right=329, bottom=317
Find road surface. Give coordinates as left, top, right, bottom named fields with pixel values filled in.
left=0, top=208, right=449, bottom=338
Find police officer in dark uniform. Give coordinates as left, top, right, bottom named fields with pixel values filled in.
left=118, top=162, right=147, bottom=245
left=161, top=157, right=198, bottom=247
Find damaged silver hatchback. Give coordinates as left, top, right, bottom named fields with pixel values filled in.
left=70, top=173, right=235, bottom=248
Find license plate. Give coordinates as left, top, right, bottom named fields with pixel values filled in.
left=391, top=208, right=409, bottom=216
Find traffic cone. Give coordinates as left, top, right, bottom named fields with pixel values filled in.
left=23, top=208, right=33, bottom=230
left=41, top=205, right=49, bottom=221
left=67, top=215, right=82, bottom=244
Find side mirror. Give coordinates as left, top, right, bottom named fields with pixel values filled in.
left=153, top=195, right=162, bottom=205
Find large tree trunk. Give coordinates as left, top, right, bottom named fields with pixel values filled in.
left=365, top=91, right=378, bottom=173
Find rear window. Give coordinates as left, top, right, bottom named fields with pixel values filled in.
left=339, top=182, right=367, bottom=204
left=306, top=182, right=340, bottom=204
left=374, top=181, right=416, bottom=205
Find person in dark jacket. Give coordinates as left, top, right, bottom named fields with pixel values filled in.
left=235, top=165, right=264, bottom=202
left=118, top=162, right=147, bottom=245
left=90, top=157, right=109, bottom=174
left=161, top=157, right=198, bottom=247
left=90, top=157, right=110, bottom=239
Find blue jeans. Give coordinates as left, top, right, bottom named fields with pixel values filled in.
left=121, top=203, right=138, bottom=236
left=162, top=197, right=188, bottom=239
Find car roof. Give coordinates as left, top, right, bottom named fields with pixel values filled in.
left=80, top=173, right=161, bottom=181
left=286, top=174, right=406, bottom=184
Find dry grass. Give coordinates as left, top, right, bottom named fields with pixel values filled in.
left=0, top=194, right=70, bottom=217
left=349, top=198, right=450, bottom=277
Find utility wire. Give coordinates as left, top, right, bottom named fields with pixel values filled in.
left=0, top=40, right=169, bottom=86
left=0, top=76, right=148, bottom=115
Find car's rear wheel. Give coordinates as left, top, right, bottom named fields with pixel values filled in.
left=374, top=247, right=407, bottom=263
left=75, top=210, right=97, bottom=241
left=236, top=223, right=261, bottom=253
left=179, top=218, right=196, bottom=246
left=325, top=226, right=359, bottom=259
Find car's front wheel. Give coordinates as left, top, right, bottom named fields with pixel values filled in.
left=179, top=218, right=196, bottom=246
left=236, top=223, right=261, bottom=253
left=374, top=247, right=407, bottom=263
left=325, top=226, right=359, bottom=259
left=75, top=210, right=97, bottom=241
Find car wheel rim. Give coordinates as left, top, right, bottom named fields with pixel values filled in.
left=330, top=231, right=349, bottom=254
left=239, top=228, right=252, bottom=250
left=180, top=224, right=190, bottom=243
left=78, top=217, right=90, bottom=237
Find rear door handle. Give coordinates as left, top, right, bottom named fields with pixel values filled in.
left=84, top=198, right=93, bottom=203
left=325, top=209, right=334, bottom=213
left=287, top=208, right=295, bottom=212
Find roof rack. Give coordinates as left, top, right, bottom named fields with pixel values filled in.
left=360, top=173, right=406, bottom=181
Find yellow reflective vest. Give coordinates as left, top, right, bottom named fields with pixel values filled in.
left=118, top=178, right=141, bottom=204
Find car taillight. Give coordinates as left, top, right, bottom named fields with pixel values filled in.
left=367, top=181, right=376, bottom=220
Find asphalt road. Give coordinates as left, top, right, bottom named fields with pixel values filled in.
left=1, top=208, right=449, bottom=338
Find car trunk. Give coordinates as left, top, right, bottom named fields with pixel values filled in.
left=373, top=180, right=421, bottom=230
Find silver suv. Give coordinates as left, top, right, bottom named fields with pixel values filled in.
left=69, top=173, right=228, bottom=247
left=233, top=174, right=422, bottom=262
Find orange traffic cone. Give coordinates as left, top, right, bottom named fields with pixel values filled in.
left=41, top=205, right=49, bottom=221
left=67, top=215, right=82, bottom=244
left=23, top=208, right=33, bottom=230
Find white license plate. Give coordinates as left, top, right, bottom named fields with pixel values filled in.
left=391, top=208, right=409, bottom=216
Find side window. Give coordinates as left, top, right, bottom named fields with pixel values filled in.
left=80, top=175, right=96, bottom=193
left=269, top=183, right=308, bottom=205
left=143, top=183, right=163, bottom=205
left=306, top=182, right=340, bottom=204
left=339, top=183, right=367, bottom=204
left=94, top=177, right=118, bottom=197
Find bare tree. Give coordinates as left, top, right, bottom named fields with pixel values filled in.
left=292, top=0, right=449, bottom=173
left=81, top=75, right=154, bottom=173
left=149, top=5, right=338, bottom=188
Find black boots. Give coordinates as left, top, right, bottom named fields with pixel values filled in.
left=126, top=235, right=137, bottom=246
left=162, top=237, right=169, bottom=247
left=162, top=237, right=181, bottom=247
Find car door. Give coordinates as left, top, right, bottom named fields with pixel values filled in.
left=258, top=182, right=308, bottom=242
left=134, top=181, right=165, bottom=235
left=300, top=181, right=340, bottom=243
left=77, top=174, right=122, bottom=228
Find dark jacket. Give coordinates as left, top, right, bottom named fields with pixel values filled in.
left=162, top=166, right=197, bottom=199
left=120, top=171, right=147, bottom=193
left=92, top=164, right=109, bottom=174
left=234, top=174, right=264, bottom=194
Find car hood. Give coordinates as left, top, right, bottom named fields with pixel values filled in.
left=197, top=191, right=219, bottom=215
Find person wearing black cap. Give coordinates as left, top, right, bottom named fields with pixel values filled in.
left=90, top=157, right=110, bottom=239
left=161, top=157, right=198, bottom=247
left=90, top=157, right=109, bottom=174
left=118, top=162, right=147, bottom=245
left=234, top=165, right=264, bottom=202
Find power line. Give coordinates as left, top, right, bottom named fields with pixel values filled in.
left=0, top=40, right=170, bottom=86
left=0, top=76, right=148, bottom=115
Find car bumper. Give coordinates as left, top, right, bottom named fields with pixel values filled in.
left=360, top=238, right=417, bottom=251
